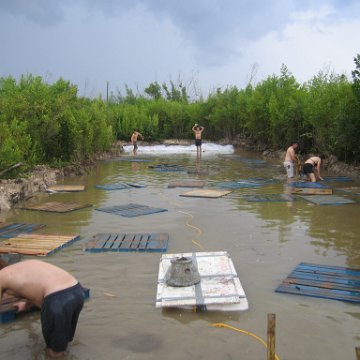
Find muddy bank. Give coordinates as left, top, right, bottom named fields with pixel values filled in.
left=0, top=142, right=124, bottom=212
left=229, top=135, right=360, bottom=179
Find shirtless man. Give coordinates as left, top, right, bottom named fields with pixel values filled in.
left=303, top=155, right=325, bottom=182
left=0, top=259, right=84, bottom=358
left=192, top=123, right=205, bottom=158
left=283, top=142, right=299, bottom=179
left=131, top=130, right=144, bottom=155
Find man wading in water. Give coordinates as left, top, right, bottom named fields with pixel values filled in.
left=131, top=130, right=144, bottom=156
left=192, top=123, right=205, bottom=159
left=0, top=259, right=84, bottom=358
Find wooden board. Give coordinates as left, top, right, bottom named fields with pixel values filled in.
left=291, top=187, right=333, bottom=195
left=275, top=262, right=360, bottom=303
left=95, top=203, right=168, bottom=217
left=0, top=223, right=46, bottom=238
left=46, top=185, right=85, bottom=192
left=0, top=234, right=81, bottom=256
left=1, top=287, right=90, bottom=324
left=242, top=194, right=297, bottom=202
left=156, top=251, right=248, bottom=311
left=300, top=195, right=356, bottom=205
left=21, top=202, right=92, bottom=213
left=180, top=189, right=231, bottom=198
left=85, top=233, right=169, bottom=253
left=168, top=180, right=206, bottom=188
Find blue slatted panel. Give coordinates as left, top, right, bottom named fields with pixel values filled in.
left=214, top=181, right=263, bottom=189
left=289, top=181, right=331, bottom=189
left=95, top=183, right=131, bottom=190
left=149, top=164, right=185, bottom=172
left=300, top=195, right=356, bottom=205
left=242, top=194, right=297, bottom=202
left=275, top=262, right=360, bottom=303
left=0, top=223, right=46, bottom=238
left=323, top=176, right=353, bottom=182
left=95, top=203, right=168, bottom=217
left=85, top=233, right=169, bottom=253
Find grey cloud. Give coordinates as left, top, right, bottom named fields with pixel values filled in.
left=0, top=0, right=69, bottom=26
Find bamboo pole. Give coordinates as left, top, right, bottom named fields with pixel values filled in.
left=356, top=347, right=360, bottom=360
left=267, top=313, right=276, bottom=360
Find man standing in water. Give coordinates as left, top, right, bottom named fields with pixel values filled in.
left=192, top=123, right=205, bottom=158
left=283, top=142, right=299, bottom=179
left=131, top=129, right=144, bottom=155
left=0, top=259, right=84, bottom=358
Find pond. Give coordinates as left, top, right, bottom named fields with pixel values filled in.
left=1, top=143, right=359, bottom=360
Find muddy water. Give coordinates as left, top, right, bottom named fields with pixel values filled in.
left=0, top=145, right=359, bottom=360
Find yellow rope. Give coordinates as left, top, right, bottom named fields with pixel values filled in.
left=210, top=323, right=280, bottom=360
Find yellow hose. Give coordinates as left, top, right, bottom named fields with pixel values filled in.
left=210, top=323, right=280, bottom=360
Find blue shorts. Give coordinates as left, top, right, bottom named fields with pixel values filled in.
left=195, top=139, right=202, bottom=147
left=41, top=283, right=84, bottom=352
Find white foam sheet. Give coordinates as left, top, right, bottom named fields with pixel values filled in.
left=156, top=251, right=248, bottom=311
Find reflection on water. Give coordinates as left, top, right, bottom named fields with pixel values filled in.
left=1, top=144, right=359, bottom=360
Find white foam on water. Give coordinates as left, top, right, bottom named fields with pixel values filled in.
left=123, top=143, right=234, bottom=156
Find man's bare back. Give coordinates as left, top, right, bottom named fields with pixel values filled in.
left=0, top=260, right=77, bottom=308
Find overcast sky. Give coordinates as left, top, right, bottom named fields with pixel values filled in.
left=1, top=0, right=359, bottom=98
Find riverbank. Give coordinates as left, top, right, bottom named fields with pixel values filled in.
left=0, top=138, right=359, bottom=212
left=0, top=141, right=124, bottom=212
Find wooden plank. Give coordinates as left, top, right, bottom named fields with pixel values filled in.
left=0, top=234, right=80, bottom=256
left=180, top=189, right=232, bottom=198
left=47, top=185, right=85, bottom=192
left=291, top=187, right=333, bottom=195
left=21, top=202, right=92, bottom=213
left=168, top=180, right=206, bottom=188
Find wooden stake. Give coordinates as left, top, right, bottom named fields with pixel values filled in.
left=267, top=313, right=276, bottom=360
left=356, top=347, right=360, bottom=360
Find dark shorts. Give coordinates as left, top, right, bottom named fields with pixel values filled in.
left=133, top=142, right=138, bottom=150
left=41, top=283, right=84, bottom=352
left=303, top=163, right=314, bottom=174
left=195, top=139, right=202, bottom=147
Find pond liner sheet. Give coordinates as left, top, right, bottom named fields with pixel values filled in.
left=275, top=262, right=360, bottom=303
left=85, top=232, right=169, bottom=253
left=0, top=223, right=46, bottom=238
left=242, top=194, right=297, bottom=202
left=299, top=195, right=356, bottom=205
left=95, top=203, right=168, bottom=217
left=0, top=287, right=90, bottom=324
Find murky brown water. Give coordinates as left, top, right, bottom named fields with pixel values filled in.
left=1, top=148, right=359, bottom=360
